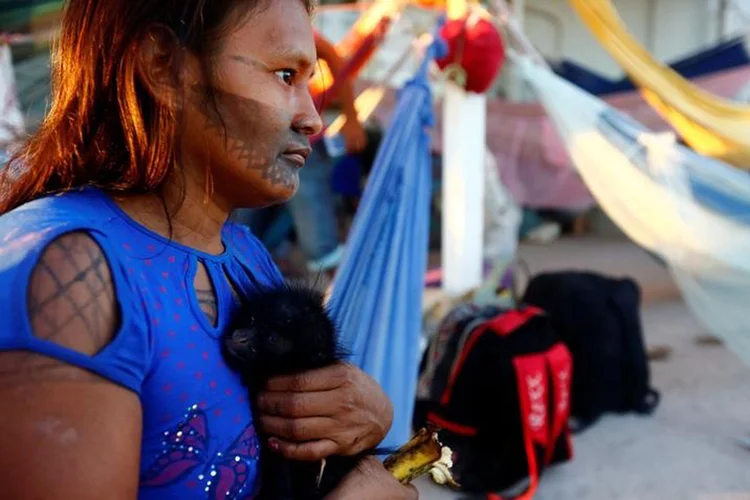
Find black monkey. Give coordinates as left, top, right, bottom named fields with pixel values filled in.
left=223, top=281, right=386, bottom=499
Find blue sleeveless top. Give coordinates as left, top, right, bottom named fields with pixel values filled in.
left=0, top=187, right=283, bottom=499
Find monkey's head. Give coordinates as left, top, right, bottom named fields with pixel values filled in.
left=224, top=282, right=344, bottom=380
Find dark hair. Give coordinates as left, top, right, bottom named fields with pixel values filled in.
left=0, top=0, right=315, bottom=214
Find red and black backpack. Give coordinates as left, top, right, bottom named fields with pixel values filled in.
left=415, top=304, right=574, bottom=498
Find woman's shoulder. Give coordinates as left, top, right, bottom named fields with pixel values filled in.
left=1, top=187, right=114, bottom=238
left=0, top=188, right=155, bottom=394
left=0, top=188, right=125, bottom=274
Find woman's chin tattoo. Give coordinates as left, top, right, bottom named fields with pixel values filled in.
left=190, top=84, right=297, bottom=189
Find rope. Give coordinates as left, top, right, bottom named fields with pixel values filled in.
left=489, top=0, right=550, bottom=70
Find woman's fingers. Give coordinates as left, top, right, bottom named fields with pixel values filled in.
left=256, top=389, right=341, bottom=418
left=268, top=437, right=339, bottom=461
left=258, top=415, right=338, bottom=442
left=258, top=363, right=393, bottom=457
left=265, top=363, right=350, bottom=392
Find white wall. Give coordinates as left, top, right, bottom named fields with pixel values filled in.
left=522, top=0, right=722, bottom=79
left=721, top=0, right=750, bottom=37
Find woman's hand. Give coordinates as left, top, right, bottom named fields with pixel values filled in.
left=324, top=456, right=418, bottom=500
left=256, top=362, right=393, bottom=461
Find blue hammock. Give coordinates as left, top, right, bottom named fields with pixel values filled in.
left=597, top=109, right=750, bottom=226
left=327, top=34, right=446, bottom=448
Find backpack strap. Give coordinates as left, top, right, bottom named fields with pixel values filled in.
left=439, top=308, right=544, bottom=406
left=490, top=344, right=573, bottom=500
left=426, top=411, right=478, bottom=437
left=485, top=354, right=547, bottom=500
left=498, top=353, right=549, bottom=500
left=485, top=306, right=543, bottom=336
left=544, top=342, right=574, bottom=465
left=418, top=303, right=483, bottom=401
left=439, top=323, right=491, bottom=405
left=438, top=307, right=511, bottom=405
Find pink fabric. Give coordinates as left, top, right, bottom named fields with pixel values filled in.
left=366, top=65, right=750, bottom=210
left=541, top=120, right=569, bottom=169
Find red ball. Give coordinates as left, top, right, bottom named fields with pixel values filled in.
left=436, top=16, right=506, bottom=94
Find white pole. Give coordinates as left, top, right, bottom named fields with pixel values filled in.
left=442, top=80, right=486, bottom=297
left=441, top=1, right=486, bottom=297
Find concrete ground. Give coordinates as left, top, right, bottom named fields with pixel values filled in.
left=418, top=236, right=750, bottom=500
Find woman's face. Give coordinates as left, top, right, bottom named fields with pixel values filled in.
left=181, top=0, right=322, bottom=209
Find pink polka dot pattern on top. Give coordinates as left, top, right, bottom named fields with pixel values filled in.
left=0, top=187, right=286, bottom=499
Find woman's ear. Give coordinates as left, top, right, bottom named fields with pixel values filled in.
left=135, top=25, right=185, bottom=108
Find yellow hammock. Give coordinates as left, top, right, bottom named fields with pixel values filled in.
left=569, top=0, right=750, bottom=169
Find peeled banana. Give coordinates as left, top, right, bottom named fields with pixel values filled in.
left=383, top=425, right=460, bottom=488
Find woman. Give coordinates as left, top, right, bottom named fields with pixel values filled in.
left=0, top=1, right=416, bottom=499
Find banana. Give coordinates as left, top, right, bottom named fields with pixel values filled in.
left=383, top=425, right=460, bottom=488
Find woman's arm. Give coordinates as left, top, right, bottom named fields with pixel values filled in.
left=0, top=233, right=142, bottom=499
left=314, top=33, right=358, bottom=124
left=324, top=456, right=418, bottom=500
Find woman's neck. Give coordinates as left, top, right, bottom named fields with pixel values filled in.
left=112, top=170, right=230, bottom=255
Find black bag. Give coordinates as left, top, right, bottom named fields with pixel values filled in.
left=415, top=304, right=574, bottom=497
left=521, top=271, right=660, bottom=431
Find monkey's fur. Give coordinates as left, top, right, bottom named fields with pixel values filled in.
left=223, top=281, right=385, bottom=499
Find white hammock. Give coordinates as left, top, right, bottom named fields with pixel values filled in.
left=514, top=55, right=750, bottom=365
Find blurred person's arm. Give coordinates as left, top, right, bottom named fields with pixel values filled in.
left=314, top=32, right=367, bottom=153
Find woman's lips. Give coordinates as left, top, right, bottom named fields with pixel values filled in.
left=281, top=146, right=311, bottom=168
left=281, top=152, right=307, bottom=167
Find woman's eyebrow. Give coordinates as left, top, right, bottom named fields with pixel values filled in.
left=269, top=45, right=316, bottom=69
left=230, top=50, right=316, bottom=77
left=229, top=54, right=266, bottom=69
